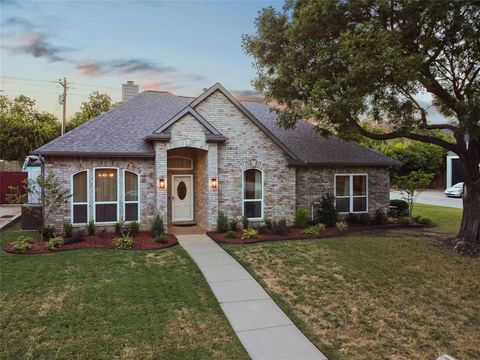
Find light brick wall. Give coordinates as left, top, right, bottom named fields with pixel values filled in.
left=44, top=157, right=156, bottom=231
left=154, top=143, right=168, bottom=226
left=296, top=166, right=390, bottom=217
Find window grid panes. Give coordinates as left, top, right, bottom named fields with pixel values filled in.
left=95, top=168, right=118, bottom=223
left=72, top=171, right=88, bottom=224
left=335, top=174, right=367, bottom=213
left=243, top=169, right=263, bottom=219
left=124, top=171, right=139, bottom=222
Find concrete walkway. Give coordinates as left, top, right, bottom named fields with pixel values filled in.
left=0, top=205, right=21, bottom=230
left=177, top=233, right=327, bottom=360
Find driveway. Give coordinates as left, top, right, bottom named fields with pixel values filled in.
left=390, top=190, right=463, bottom=209
left=0, top=204, right=22, bottom=230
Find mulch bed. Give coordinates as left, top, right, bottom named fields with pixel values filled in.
left=208, top=223, right=428, bottom=245
left=4, top=231, right=178, bottom=254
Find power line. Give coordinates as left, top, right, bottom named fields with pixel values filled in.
left=1, top=75, right=121, bottom=92
left=0, top=88, right=97, bottom=96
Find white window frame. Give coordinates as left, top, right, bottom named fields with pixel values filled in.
left=71, top=169, right=90, bottom=226
left=167, top=156, right=193, bottom=171
left=93, top=167, right=119, bottom=224
left=334, top=174, right=368, bottom=214
left=242, top=168, right=264, bottom=221
left=123, top=169, right=140, bottom=223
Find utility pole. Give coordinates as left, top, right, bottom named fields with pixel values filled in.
left=58, top=77, right=68, bottom=135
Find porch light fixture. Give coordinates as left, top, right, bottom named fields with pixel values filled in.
left=211, top=178, right=217, bottom=189
left=158, top=178, right=165, bottom=189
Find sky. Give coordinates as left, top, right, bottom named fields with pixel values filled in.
left=1, top=0, right=282, bottom=120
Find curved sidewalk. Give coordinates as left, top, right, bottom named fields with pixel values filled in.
left=177, top=233, right=327, bottom=360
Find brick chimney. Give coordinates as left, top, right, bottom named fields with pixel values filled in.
left=122, top=80, right=139, bottom=103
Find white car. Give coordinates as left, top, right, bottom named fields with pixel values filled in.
left=444, top=182, right=464, bottom=198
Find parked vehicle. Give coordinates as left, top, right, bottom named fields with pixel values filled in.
left=444, top=182, right=464, bottom=198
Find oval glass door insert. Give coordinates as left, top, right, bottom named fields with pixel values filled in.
left=177, top=181, right=187, bottom=200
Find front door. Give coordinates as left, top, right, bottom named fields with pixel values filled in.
left=172, top=175, right=194, bottom=222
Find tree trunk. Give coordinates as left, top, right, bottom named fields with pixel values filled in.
left=456, top=146, right=480, bottom=255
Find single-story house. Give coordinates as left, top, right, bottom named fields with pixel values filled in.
left=34, top=82, right=396, bottom=231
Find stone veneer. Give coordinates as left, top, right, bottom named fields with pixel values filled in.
left=296, top=166, right=390, bottom=218
left=44, top=157, right=156, bottom=231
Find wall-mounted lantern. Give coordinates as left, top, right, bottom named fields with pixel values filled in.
left=211, top=178, right=218, bottom=189
left=158, top=178, right=166, bottom=189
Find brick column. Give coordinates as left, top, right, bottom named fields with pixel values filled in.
left=154, top=142, right=168, bottom=225
left=207, top=143, right=219, bottom=230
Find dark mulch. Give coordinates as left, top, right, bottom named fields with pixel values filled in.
left=4, top=231, right=177, bottom=254
left=208, top=223, right=428, bottom=245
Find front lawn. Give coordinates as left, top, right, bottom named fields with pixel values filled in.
left=413, top=203, right=463, bottom=235
left=224, top=205, right=479, bottom=360
left=0, top=224, right=248, bottom=360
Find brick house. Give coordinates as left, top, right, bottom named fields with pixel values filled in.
left=34, top=83, right=396, bottom=231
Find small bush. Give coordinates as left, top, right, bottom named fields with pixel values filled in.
left=346, top=213, right=358, bottom=224
left=414, top=215, right=434, bottom=225
left=229, top=218, right=238, bottom=232
left=357, top=213, right=371, bottom=226
left=217, top=212, right=229, bottom=233
left=264, top=219, right=272, bottom=230
left=112, top=236, right=134, bottom=249
left=389, top=199, right=409, bottom=218
left=63, top=222, right=73, bottom=238
left=400, top=216, right=413, bottom=226
left=129, top=221, right=140, bottom=236
left=302, top=224, right=325, bottom=235
left=294, top=207, right=309, bottom=227
left=114, top=222, right=124, bottom=236
left=99, top=228, right=108, bottom=238
left=241, top=228, right=259, bottom=240
left=46, top=236, right=64, bottom=250
left=41, top=225, right=56, bottom=240
left=318, top=194, right=338, bottom=227
left=241, top=216, right=249, bottom=229
left=10, top=236, right=33, bottom=253
left=272, top=219, right=289, bottom=236
left=257, top=225, right=268, bottom=234
left=155, top=234, right=168, bottom=243
left=224, top=230, right=238, bottom=239
left=336, top=221, right=349, bottom=232
left=151, top=214, right=165, bottom=237
left=86, top=219, right=95, bottom=236
left=372, top=209, right=388, bottom=225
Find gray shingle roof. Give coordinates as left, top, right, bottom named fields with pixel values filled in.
left=35, top=86, right=397, bottom=166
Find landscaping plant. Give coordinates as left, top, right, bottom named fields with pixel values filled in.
left=63, top=221, right=73, bottom=238
left=318, top=194, right=337, bottom=227
left=46, top=236, right=64, bottom=250
left=155, top=234, right=168, bottom=244
left=241, top=216, right=249, bottom=230
left=414, top=215, right=434, bottom=226
left=302, top=224, right=325, bottom=235
left=357, top=213, right=371, bottom=226
left=241, top=228, right=259, bottom=240
left=264, top=219, right=272, bottom=230
left=114, top=221, right=124, bottom=236
left=217, top=212, right=229, bottom=233
left=229, top=218, right=238, bottom=232
left=112, top=236, right=134, bottom=249
left=151, top=214, right=165, bottom=237
left=294, top=207, right=309, bottom=227
left=129, top=221, right=140, bottom=236
left=41, top=225, right=56, bottom=240
left=336, top=221, right=349, bottom=232
left=224, top=230, right=237, bottom=239
left=346, top=213, right=358, bottom=224
left=86, top=219, right=95, bottom=236
left=396, top=171, right=435, bottom=217
left=389, top=199, right=410, bottom=218
left=10, top=236, right=33, bottom=253
left=372, top=209, right=388, bottom=226
left=272, top=218, right=289, bottom=236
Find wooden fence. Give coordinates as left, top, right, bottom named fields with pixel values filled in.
left=0, top=172, right=27, bottom=204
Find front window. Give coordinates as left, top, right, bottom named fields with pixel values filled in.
left=124, top=171, right=139, bottom=222
left=335, top=174, right=367, bottom=213
left=243, top=169, right=263, bottom=219
left=72, top=171, right=88, bottom=224
left=95, top=168, right=118, bottom=223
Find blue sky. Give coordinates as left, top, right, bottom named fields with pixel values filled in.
left=1, top=0, right=282, bottom=119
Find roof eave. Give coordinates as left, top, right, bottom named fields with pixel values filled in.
left=287, top=159, right=398, bottom=167
left=143, top=133, right=172, bottom=142
left=33, top=151, right=155, bottom=159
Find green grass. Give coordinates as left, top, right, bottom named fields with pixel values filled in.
left=0, top=224, right=248, bottom=360
left=413, top=203, right=462, bottom=235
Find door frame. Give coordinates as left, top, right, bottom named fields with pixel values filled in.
left=171, top=174, right=194, bottom=222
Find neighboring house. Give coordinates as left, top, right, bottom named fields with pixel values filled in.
left=446, top=151, right=465, bottom=189
left=34, top=82, right=397, bottom=231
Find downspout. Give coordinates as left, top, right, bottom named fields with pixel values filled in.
left=39, top=155, right=45, bottom=241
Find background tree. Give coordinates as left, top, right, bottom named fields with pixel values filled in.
left=396, top=171, right=435, bottom=217
left=243, top=0, right=479, bottom=252
left=0, top=95, right=59, bottom=161
left=66, top=92, right=115, bottom=132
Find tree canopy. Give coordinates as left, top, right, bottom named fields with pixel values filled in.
left=0, top=95, right=59, bottom=161
left=66, top=92, right=115, bottom=132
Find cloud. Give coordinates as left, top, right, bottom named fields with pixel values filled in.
left=76, top=59, right=175, bottom=76
left=4, top=16, right=35, bottom=29
left=4, top=32, right=69, bottom=62
left=140, top=80, right=171, bottom=92
left=1, top=0, right=22, bottom=7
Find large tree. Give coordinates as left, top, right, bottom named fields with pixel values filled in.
left=0, top=95, right=59, bottom=161
left=66, top=92, right=115, bottom=132
left=243, top=0, right=480, bottom=253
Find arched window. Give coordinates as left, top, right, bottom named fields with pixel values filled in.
left=71, top=170, right=89, bottom=224
left=124, top=170, right=139, bottom=222
left=243, top=169, right=263, bottom=220
left=94, top=168, right=118, bottom=223
left=167, top=156, right=193, bottom=170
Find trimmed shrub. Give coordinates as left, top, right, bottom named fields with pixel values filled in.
left=151, top=214, right=165, bottom=237
left=41, top=225, right=56, bottom=240
left=294, top=207, right=309, bottom=227
left=10, top=236, right=33, bottom=253
left=229, top=218, right=238, bottom=232
left=217, top=212, right=229, bottom=233
left=46, top=236, right=64, bottom=250
left=63, top=221, right=73, bottom=238
left=414, top=215, right=434, bottom=225
left=224, top=230, right=237, bottom=239
left=272, top=218, right=289, bottom=236
left=99, top=228, right=108, bottom=238
left=372, top=209, right=388, bottom=225
left=357, top=213, right=371, bottom=226
left=241, top=228, right=259, bottom=240
left=264, top=219, right=272, bottom=230
left=318, top=194, right=338, bottom=227
left=129, top=221, right=140, bottom=236
left=86, top=219, right=95, bottom=236
left=257, top=225, right=268, bottom=234
left=112, top=236, right=134, bottom=249
left=346, top=213, right=358, bottom=224
left=336, top=221, right=349, bottom=232
left=155, top=234, right=168, bottom=243
left=389, top=199, right=409, bottom=218
left=114, top=222, right=124, bottom=236
left=241, top=216, right=249, bottom=230
left=400, top=216, right=413, bottom=226
left=302, top=224, right=325, bottom=235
